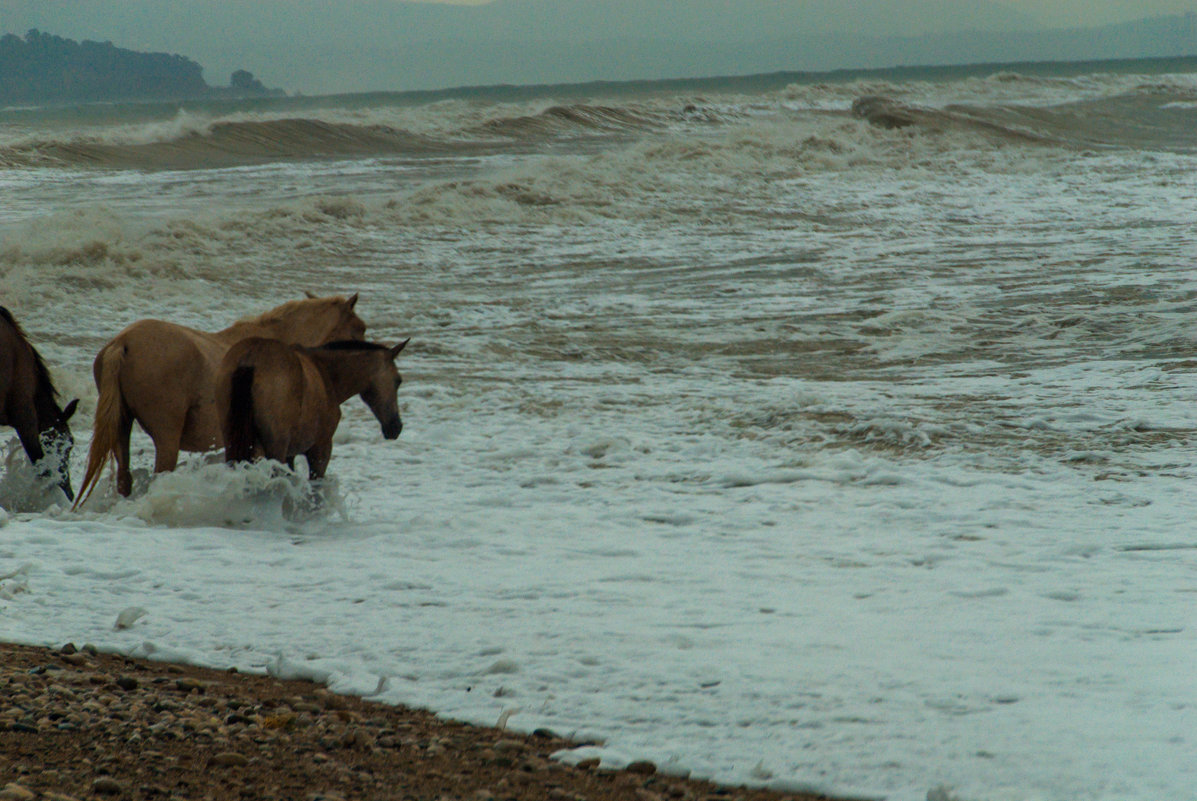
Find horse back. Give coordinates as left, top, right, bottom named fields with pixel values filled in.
left=106, top=318, right=226, bottom=367
left=97, top=319, right=225, bottom=404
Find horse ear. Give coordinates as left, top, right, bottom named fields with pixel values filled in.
left=303, top=290, right=318, bottom=299
left=390, top=338, right=410, bottom=358
left=347, top=292, right=359, bottom=309
left=62, top=398, right=79, bottom=422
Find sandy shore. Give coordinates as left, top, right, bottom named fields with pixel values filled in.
left=0, top=642, right=848, bottom=801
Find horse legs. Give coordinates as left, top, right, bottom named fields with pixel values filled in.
left=152, top=437, right=181, bottom=474
left=304, top=438, right=333, bottom=481
left=113, top=413, right=135, bottom=497
left=143, top=415, right=185, bottom=496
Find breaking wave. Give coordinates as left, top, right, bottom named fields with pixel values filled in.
left=849, top=81, right=1197, bottom=152
left=3, top=65, right=1194, bottom=172
left=0, top=101, right=672, bottom=170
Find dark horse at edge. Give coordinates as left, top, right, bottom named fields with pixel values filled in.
left=0, top=306, right=79, bottom=501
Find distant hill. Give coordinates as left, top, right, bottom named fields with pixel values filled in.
left=0, top=30, right=282, bottom=105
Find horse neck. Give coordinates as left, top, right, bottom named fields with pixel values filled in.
left=305, top=350, right=377, bottom=404
left=16, top=337, right=63, bottom=433
left=31, top=375, right=62, bottom=434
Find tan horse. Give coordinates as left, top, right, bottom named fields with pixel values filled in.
left=218, top=338, right=408, bottom=479
left=74, top=294, right=368, bottom=505
left=0, top=306, right=79, bottom=501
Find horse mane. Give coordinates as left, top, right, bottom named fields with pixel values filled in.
left=316, top=340, right=389, bottom=352
left=0, top=305, right=60, bottom=401
left=234, top=297, right=321, bottom=326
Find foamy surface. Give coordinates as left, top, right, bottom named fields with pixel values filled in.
left=2, top=65, right=1196, bottom=801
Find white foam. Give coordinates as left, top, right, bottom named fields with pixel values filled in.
left=74, top=459, right=347, bottom=533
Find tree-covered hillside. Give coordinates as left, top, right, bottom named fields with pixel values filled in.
left=0, top=30, right=278, bottom=105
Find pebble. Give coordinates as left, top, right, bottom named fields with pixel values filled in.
left=210, top=752, right=250, bottom=768
left=493, top=738, right=526, bottom=754
left=0, top=643, right=764, bottom=801
left=91, top=777, right=125, bottom=795
left=0, top=783, right=36, bottom=801
left=340, top=727, right=375, bottom=749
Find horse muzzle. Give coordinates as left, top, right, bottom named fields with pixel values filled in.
left=38, top=462, right=74, bottom=502
left=381, top=417, right=402, bottom=440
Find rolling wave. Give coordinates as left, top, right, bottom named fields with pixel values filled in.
left=0, top=102, right=672, bottom=170
left=0, top=118, right=479, bottom=170
left=5, top=65, right=1195, bottom=171
left=851, top=87, right=1197, bottom=152
left=467, top=103, right=667, bottom=139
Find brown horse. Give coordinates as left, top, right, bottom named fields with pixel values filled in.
left=74, top=294, right=368, bottom=506
left=0, top=306, right=79, bottom=501
left=218, top=338, right=408, bottom=479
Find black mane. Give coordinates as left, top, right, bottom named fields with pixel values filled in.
left=316, top=340, right=390, bottom=352
left=0, top=305, right=60, bottom=400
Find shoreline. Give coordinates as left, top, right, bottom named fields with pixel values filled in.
left=0, top=641, right=850, bottom=801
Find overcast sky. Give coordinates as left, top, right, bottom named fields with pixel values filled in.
left=998, top=0, right=1194, bottom=26
left=4, top=0, right=1195, bottom=94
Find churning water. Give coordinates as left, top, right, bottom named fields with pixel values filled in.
left=2, top=58, right=1196, bottom=801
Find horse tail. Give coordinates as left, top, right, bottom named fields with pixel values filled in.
left=223, top=364, right=257, bottom=463
left=73, top=344, right=127, bottom=510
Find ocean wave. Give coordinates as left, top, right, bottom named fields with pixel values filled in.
left=0, top=116, right=477, bottom=170
left=0, top=100, right=677, bottom=170
left=850, top=95, right=1057, bottom=144
left=466, top=103, right=667, bottom=139
left=378, top=109, right=1061, bottom=227
left=781, top=69, right=1197, bottom=112
left=851, top=88, right=1197, bottom=153
left=6, top=66, right=1191, bottom=171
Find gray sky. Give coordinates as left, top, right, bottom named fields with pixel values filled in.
left=1003, top=0, right=1194, bottom=26
left=4, top=0, right=1195, bottom=94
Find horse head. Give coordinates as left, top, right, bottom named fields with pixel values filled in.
left=301, top=291, right=367, bottom=343
left=359, top=339, right=409, bottom=440
left=38, top=398, right=78, bottom=501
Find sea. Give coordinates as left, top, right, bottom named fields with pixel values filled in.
left=1, top=57, right=1196, bottom=801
